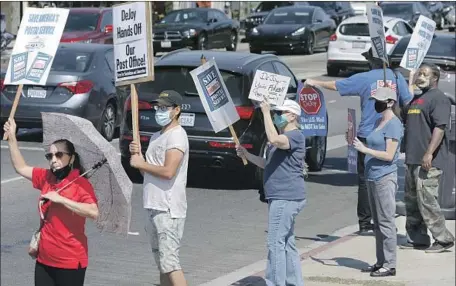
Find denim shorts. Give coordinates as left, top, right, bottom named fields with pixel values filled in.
left=145, top=209, right=186, bottom=273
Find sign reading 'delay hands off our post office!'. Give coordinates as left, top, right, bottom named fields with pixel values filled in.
left=366, top=4, right=388, bottom=64
left=4, top=8, right=69, bottom=86
left=248, top=70, right=290, bottom=106
left=113, top=2, right=154, bottom=85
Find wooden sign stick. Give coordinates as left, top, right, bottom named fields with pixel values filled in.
left=130, top=83, right=140, bottom=149
left=3, top=84, right=24, bottom=141
left=200, top=55, right=248, bottom=165
left=383, top=61, right=387, bottom=86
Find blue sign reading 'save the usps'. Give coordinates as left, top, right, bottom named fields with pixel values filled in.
left=296, top=83, right=328, bottom=137
left=197, top=65, right=229, bottom=112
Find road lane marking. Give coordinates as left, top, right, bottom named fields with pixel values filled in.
left=1, top=177, right=24, bottom=184
left=328, top=100, right=337, bottom=104
left=128, top=231, right=140, bottom=236
left=1, top=135, right=348, bottom=185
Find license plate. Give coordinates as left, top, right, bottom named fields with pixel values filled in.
left=180, top=113, right=195, bottom=127
left=27, top=89, right=47, bottom=98
left=161, top=41, right=171, bottom=48
left=352, top=41, right=366, bottom=49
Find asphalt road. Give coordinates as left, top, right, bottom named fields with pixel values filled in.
left=2, top=44, right=363, bottom=286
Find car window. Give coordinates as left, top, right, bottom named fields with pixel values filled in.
left=339, top=23, right=387, bottom=36
left=255, top=1, right=294, bottom=13
left=264, top=10, right=312, bottom=25
left=257, top=62, right=276, bottom=74
left=161, top=9, right=207, bottom=23
left=314, top=9, right=325, bottom=22
left=136, top=67, right=245, bottom=104
left=105, top=49, right=114, bottom=72
left=404, top=22, right=414, bottom=34
left=100, top=10, right=112, bottom=31
left=394, top=22, right=410, bottom=36
left=381, top=4, right=413, bottom=15
left=273, top=62, right=298, bottom=94
left=392, top=36, right=456, bottom=62
left=64, top=12, right=100, bottom=32
left=51, top=49, right=94, bottom=72
left=214, top=10, right=227, bottom=21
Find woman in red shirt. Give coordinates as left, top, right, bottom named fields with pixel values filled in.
left=4, top=119, right=99, bottom=286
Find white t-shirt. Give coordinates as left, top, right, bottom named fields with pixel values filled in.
left=143, top=125, right=189, bottom=218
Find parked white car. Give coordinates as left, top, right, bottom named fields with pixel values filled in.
left=326, top=15, right=413, bottom=77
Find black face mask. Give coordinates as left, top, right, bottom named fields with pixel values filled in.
left=51, top=164, right=72, bottom=180
left=375, top=101, right=388, bottom=113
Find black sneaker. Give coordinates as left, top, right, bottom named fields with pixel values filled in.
left=399, top=242, right=430, bottom=250
left=425, top=241, right=455, bottom=253
left=370, top=267, right=396, bottom=277
left=359, top=224, right=374, bottom=233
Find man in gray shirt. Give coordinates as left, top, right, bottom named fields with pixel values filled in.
left=401, top=63, right=455, bottom=253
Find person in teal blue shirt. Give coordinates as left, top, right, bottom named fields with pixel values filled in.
left=352, top=86, right=403, bottom=278
left=306, top=48, right=412, bottom=233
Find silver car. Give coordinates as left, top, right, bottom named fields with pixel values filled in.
left=1, top=43, right=125, bottom=141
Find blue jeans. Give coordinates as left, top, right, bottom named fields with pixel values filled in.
left=265, top=199, right=306, bottom=286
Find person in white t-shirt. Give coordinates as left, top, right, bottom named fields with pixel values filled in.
left=129, top=90, right=189, bottom=286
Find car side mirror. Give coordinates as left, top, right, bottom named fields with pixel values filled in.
left=316, top=19, right=323, bottom=23
left=104, top=24, right=113, bottom=33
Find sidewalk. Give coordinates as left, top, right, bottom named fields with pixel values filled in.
left=234, top=216, right=455, bottom=286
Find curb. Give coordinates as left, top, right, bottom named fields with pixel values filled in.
left=199, top=223, right=361, bottom=286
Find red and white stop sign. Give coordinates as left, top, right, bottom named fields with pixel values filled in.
left=299, top=87, right=322, bottom=115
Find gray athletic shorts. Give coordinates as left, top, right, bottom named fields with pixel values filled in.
left=145, top=209, right=185, bottom=274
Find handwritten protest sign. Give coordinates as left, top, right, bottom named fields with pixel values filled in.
left=366, top=4, right=388, bottom=64
left=347, top=108, right=357, bottom=174
left=248, top=70, right=290, bottom=106
left=400, top=16, right=436, bottom=71
left=298, top=84, right=327, bottom=137
left=190, top=59, right=240, bottom=133
left=4, top=8, right=69, bottom=85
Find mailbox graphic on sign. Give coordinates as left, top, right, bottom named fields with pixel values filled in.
left=299, top=87, right=322, bottom=115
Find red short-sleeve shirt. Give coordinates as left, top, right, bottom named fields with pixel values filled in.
left=32, top=168, right=98, bottom=269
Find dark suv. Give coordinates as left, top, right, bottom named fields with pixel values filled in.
left=119, top=49, right=328, bottom=185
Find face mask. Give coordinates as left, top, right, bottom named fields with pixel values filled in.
left=416, top=77, right=431, bottom=90
left=273, top=114, right=288, bottom=129
left=155, top=110, right=172, bottom=126
left=374, top=101, right=388, bottom=113
left=51, top=164, right=72, bottom=181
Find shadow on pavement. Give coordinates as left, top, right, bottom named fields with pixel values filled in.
left=187, top=168, right=256, bottom=190
left=296, top=234, right=341, bottom=243
left=310, top=256, right=370, bottom=271
left=307, top=157, right=358, bottom=187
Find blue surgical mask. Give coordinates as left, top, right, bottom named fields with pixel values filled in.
left=273, top=114, right=288, bottom=129
left=155, top=110, right=172, bottom=126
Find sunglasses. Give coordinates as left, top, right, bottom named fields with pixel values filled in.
left=153, top=105, right=176, bottom=112
left=45, top=151, right=70, bottom=161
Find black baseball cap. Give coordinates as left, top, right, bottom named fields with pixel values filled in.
left=154, top=90, right=183, bottom=107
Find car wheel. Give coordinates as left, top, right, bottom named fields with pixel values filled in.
left=99, top=102, right=116, bottom=142
left=306, top=34, right=315, bottom=55
left=226, top=31, right=238, bottom=51
left=306, top=135, right=327, bottom=172
left=327, top=65, right=340, bottom=77
left=249, top=47, right=261, bottom=54
left=197, top=32, right=208, bottom=50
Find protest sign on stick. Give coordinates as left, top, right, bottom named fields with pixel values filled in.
left=298, top=84, right=328, bottom=137
left=400, top=16, right=436, bottom=71
left=113, top=1, right=154, bottom=145
left=3, top=8, right=69, bottom=140
left=367, top=4, right=388, bottom=83
left=191, top=56, right=247, bottom=165
left=248, top=70, right=290, bottom=106
left=347, top=108, right=357, bottom=174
